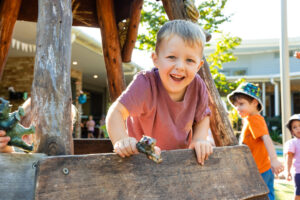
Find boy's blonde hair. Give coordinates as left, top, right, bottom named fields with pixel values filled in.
left=155, top=20, right=206, bottom=53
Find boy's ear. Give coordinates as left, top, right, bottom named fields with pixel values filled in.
left=197, top=59, right=204, bottom=71
left=252, top=99, right=259, bottom=107
left=151, top=52, right=158, bottom=68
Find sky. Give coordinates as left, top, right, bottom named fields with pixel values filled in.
left=217, top=0, right=300, bottom=40
left=79, top=0, right=300, bottom=68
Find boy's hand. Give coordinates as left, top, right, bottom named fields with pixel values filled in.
left=271, top=159, right=284, bottom=175
left=286, top=171, right=292, bottom=181
left=189, top=139, right=213, bottom=165
left=0, top=130, right=10, bottom=150
left=113, top=137, right=139, bottom=158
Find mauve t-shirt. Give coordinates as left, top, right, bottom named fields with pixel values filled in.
left=284, top=138, right=300, bottom=173
left=118, top=68, right=210, bottom=150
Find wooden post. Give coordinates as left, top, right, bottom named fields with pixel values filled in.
left=96, top=0, right=126, bottom=102
left=199, top=60, right=238, bottom=146
left=161, top=0, right=238, bottom=146
left=0, top=0, right=22, bottom=79
left=31, top=0, right=74, bottom=155
left=121, top=0, right=143, bottom=63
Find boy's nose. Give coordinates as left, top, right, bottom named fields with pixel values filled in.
left=175, top=60, right=184, bottom=71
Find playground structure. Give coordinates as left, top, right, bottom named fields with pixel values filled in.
left=0, top=0, right=269, bottom=199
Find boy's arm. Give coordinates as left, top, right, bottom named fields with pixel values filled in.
left=106, top=101, right=138, bottom=157
left=0, top=130, right=14, bottom=153
left=189, top=116, right=213, bottom=165
left=286, top=152, right=293, bottom=181
left=261, top=134, right=284, bottom=175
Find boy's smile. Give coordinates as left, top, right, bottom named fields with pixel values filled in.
left=291, top=120, right=300, bottom=138
left=233, top=98, right=259, bottom=118
left=152, top=35, right=204, bottom=102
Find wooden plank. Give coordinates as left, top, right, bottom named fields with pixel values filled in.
left=96, top=0, right=126, bottom=101
left=73, top=139, right=113, bottom=155
left=161, top=0, right=237, bottom=146
left=31, top=0, right=73, bottom=155
left=17, top=0, right=133, bottom=28
left=35, top=145, right=268, bottom=200
left=0, top=153, right=46, bottom=200
left=0, top=0, right=22, bottom=79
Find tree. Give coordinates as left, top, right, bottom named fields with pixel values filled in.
left=137, top=0, right=244, bottom=96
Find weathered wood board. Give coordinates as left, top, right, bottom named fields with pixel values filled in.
left=0, top=153, right=46, bottom=200
left=73, top=139, right=113, bottom=154
left=35, top=145, right=268, bottom=200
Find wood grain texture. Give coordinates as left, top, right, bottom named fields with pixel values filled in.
left=121, top=0, right=144, bottom=62
left=31, top=0, right=74, bottom=155
left=96, top=0, right=126, bottom=101
left=35, top=146, right=268, bottom=200
left=73, top=139, right=113, bottom=155
left=0, top=0, right=22, bottom=79
left=0, top=153, right=46, bottom=200
left=198, top=59, right=238, bottom=146
left=17, top=0, right=133, bottom=27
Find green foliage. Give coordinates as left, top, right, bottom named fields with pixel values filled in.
left=137, top=0, right=243, bottom=95
left=265, top=116, right=282, bottom=144
left=100, top=125, right=109, bottom=138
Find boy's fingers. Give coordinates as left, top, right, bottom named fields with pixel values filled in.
left=119, top=141, right=130, bottom=157
left=114, top=147, right=125, bottom=158
left=129, top=138, right=138, bottom=154
left=0, top=137, right=10, bottom=148
left=154, top=146, right=161, bottom=156
left=123, top=138, right=133, bottom=155
left=0, top=130, right=6, bottom=136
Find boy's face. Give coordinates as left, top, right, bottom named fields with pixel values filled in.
left=152, top=35, right=204, bottom=101
left=233, top=98, right=258, bottom=118
left=291, top=120, right=300, bottom=138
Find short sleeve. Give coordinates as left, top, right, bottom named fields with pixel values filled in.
left=247, top=115, right=269, bottom=139
left=118, top=72, right=151, bottom=116
left=194, top=77, right=211, bottom=123
left=284, top=139, right=295, bottom=154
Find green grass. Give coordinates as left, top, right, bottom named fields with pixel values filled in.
left=275, top=179, right=294, bottom=200
left=274, top=150, right=295, bottom=199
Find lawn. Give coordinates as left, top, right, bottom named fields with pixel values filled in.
left=274, top=148, right=295, bottom=200
left=275, top=179, right=294, bottom=200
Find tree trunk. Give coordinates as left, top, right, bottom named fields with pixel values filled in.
left=31, top=0, right=74, bottom=155
left=0, top=0, right=22, bottom=79
left=199, top=59, right=238, bottom=146
left=161, top=0, right=238, bottom=146
left=96, top=0, right=125, bottom=102
left=121, top=0, right=144, bottom=63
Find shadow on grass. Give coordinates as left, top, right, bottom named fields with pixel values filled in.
left=275, top=180, right=294, bottom=200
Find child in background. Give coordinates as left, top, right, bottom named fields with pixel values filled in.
left=106, top=20, right=212, bottom=165
left=86, top=115, right=95, bottom=138
left=227, top=82, right=284, bottom=200
left=284, top=114, right=300, bottom=200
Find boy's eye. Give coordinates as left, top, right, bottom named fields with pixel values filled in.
left=167, top=56, right=176, bottom=59
left=186, top=58, right=195, bottom=63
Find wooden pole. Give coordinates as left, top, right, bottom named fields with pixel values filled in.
left=199, top=60, right=238, bottom=146
left=161, top=0, right=238, bottom=146
left=31, top=0, right=73, bottom=155
left=280, top=0, right=292, bottom=144
left=96, top=0, right=126, bottom=102
left=122, top=0, right=144, bottom=63
left=0, top=0, right=22, bottom=79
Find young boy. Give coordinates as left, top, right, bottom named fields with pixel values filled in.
left=227, top=82, right=284, bottom=200
left=106, top=20, right=212, bottom=165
